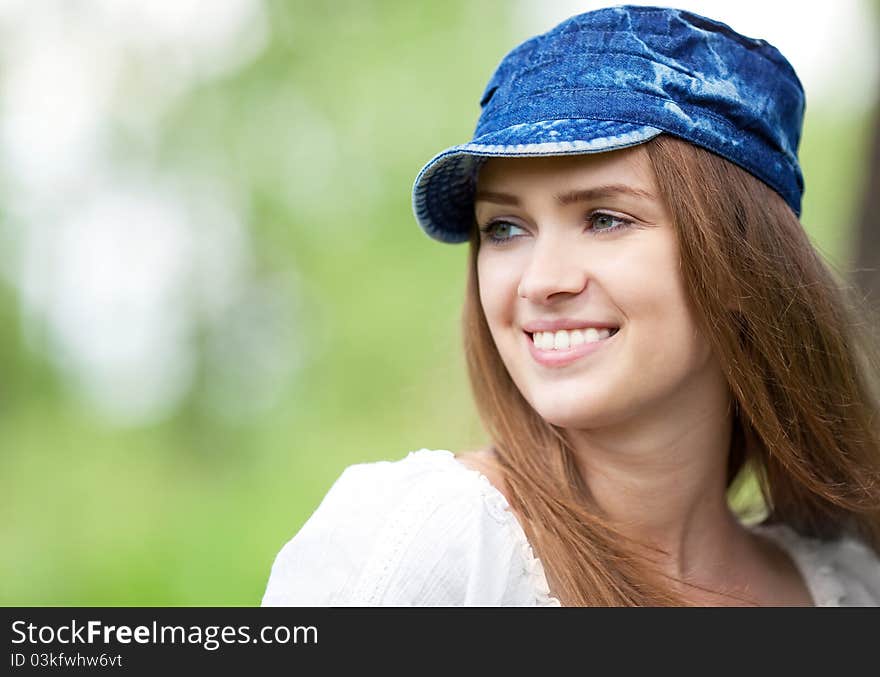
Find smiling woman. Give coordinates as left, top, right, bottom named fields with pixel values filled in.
left=261, top=5, right=880, bottom=606
left=474, top=151, right=686, bottom=391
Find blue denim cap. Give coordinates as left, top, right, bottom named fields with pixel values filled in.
left=412, top=5, right=806, bottom=244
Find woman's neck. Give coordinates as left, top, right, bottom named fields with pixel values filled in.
left=565, top=367, right=744, bottom=582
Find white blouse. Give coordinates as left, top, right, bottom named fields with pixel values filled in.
left=261, top=448, right=880, bottom=607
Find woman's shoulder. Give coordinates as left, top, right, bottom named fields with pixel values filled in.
left=750, top=522, right=880, bottom=606
left=301, top=448, right=512, bottom=530
left=261, top=448, right=558, bottom=606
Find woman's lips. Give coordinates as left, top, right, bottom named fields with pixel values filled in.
left=525, top=329, right=617, bottom=367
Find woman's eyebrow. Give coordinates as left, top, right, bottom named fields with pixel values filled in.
left=474, top=190, right=521, bottom=206
left=474, top=184, right=657, bottom=206
left=554, top=184, right=657, bottom=205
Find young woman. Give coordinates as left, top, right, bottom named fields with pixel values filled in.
left=262, top=6, right=880, bottom=606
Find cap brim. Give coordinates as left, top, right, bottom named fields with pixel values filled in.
left=412, top=120, right=663, bottom=244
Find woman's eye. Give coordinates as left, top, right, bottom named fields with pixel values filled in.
left=589, top=212, right=631, bottom=232
left=480, top=221, right=526, bottom=243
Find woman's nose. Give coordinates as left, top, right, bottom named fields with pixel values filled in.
left=516, top=235, right=589, bottom=303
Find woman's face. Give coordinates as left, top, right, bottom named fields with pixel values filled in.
left=475, top=147, right=720, bottom=431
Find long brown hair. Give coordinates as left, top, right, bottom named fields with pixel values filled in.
left=462, top=134, right=880, bottom=606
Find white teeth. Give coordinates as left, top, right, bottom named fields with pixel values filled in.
left=554, top=331, right=569, bottom=350
left=531, top=327, right=616, bottom=350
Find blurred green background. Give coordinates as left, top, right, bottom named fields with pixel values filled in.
left=1, top=0, right=877, bottom=605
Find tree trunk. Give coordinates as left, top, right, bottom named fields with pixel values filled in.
left=853, top=105, right=880, bottom=310
left=852, top=0, right=880, bottom=309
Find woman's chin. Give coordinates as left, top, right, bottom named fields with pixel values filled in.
left=530, top=401, right=620, bottom=431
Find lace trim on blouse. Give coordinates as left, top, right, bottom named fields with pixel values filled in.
left=407, top=448, right=562, bottom=607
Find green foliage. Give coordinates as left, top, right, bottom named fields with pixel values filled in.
left=2, top=0, right=508, bottom=605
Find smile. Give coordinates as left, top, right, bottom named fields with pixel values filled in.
left=530, top=327, right=618, bottom=350
left=525, top=328, right=619, bottom=367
